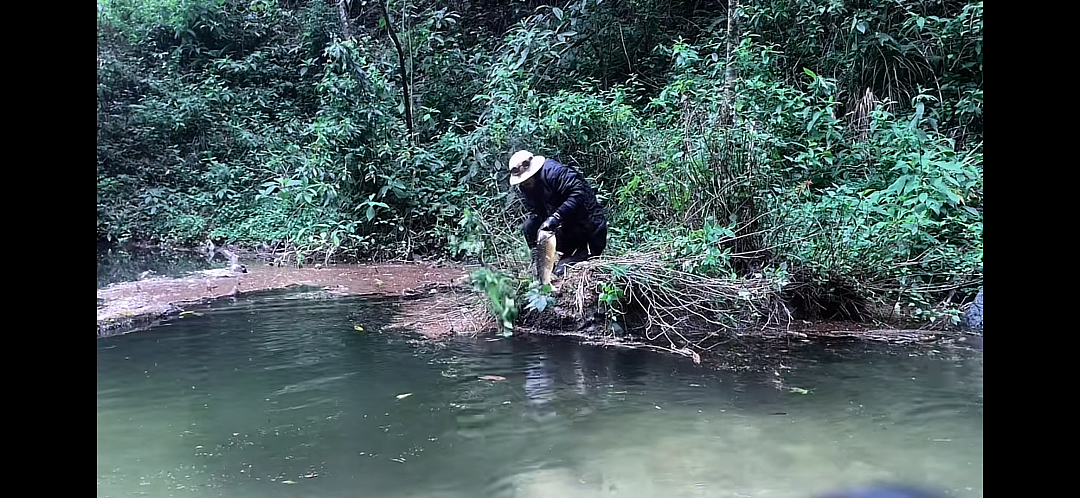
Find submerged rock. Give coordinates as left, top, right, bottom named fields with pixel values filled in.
left=962, top=289, right=983, bottom=333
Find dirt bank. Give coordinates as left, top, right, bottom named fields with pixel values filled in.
left=97, top=261, right=471, bottom=337
left=387, top=290, right=971, bottom=354
left=97, top=259, right=978, bottom=355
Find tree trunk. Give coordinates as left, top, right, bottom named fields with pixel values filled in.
left=381, top=0, right=414, bottom=138
left=722, top=0, right=740, bottom=126
left=720, top=0, right=764, bottom=269
left=337, top=0, right=353, bottom=39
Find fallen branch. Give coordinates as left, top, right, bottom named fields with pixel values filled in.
left=553, top=251, right=789, bottom=353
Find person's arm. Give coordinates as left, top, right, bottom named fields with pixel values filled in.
left=546, top=159, right=591, bottom=226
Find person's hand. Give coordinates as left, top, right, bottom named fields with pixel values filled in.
left=539, top=215, right=560, bottom=232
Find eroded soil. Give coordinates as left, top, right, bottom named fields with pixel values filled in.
left=97, top=259, right=978, bottom=353
left=97, top=261, right=471, bottom=337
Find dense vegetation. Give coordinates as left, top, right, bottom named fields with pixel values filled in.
left=97, top=0, right=982, bottom=327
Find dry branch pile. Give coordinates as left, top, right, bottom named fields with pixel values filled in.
left=386, top=289, right=494, bottom=338
left=531, top=252, right=791, bottom=355
left=399, top=251, right=955, bottom=360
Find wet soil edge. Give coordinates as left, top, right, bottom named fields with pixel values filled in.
left=97, top=285, right=333, bottom=338
left=97, top=262, right=472, bottom=338
left=97, top=261, right=980, bottom=352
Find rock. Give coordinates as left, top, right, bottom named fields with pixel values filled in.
left=962, top=289, right=982, bottom=333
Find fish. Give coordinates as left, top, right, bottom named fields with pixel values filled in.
left=535, top=229, right=558, bottom=286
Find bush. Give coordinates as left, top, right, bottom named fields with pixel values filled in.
left=97, top=0, right=982, bottom=326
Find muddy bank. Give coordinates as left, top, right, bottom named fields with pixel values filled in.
left=389, top=290, right=976, bottom=354
left=97, top=261, right=470, bottom=337
left=97, top=258, right=979, bottom=356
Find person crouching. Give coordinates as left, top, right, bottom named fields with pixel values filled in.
left=507, top=150, right=608, bottom=281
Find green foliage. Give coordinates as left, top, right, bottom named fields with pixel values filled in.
left=669, top=220, right=738, bottom=277
left=596, top=274, right=625, bottom=327
left=446, top=207, right=488, bottom=260
left=97, top=0, right=982, bottom=326
left=743, top=0, right=983, bottom=146
left=470, top=267, right=521, bottom=335
left=524, top=282, right=556, bottom=313
left=765, top=106, right=982, bottom=314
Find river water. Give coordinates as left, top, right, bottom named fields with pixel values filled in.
left=97, top=290, right=983, bottom=498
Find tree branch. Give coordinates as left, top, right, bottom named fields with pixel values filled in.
left=381, top=0, right=413, bottom=138
left=337, top=0, right=353, bottom=39
left=722, top=0, right=740, bottom=127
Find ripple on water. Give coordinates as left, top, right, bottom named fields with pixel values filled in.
left=98, top=293, right=982, bottom=498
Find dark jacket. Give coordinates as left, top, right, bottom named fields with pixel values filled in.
left=519, top=158, right=606, bottom=234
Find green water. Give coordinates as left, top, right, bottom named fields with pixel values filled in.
left=97, top=291, right=982, bottom=498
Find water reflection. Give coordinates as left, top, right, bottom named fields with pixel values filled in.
left=98, top=291, right=982, bottom=498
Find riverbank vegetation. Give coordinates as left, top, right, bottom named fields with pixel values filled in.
left=97, top=0, right=983, bottom=345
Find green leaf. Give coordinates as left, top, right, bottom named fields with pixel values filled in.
left=807, top=110, right=822, bottom=132
left=514, top=48, right=530, bottom=70
left=856, top=20, right=868, bottom=34
left=802, top=68, right=817, bottom=79
left=901, top=178, right=918, bottom=196
left=911, top=102, right=925, bottom=128
left=365, top=204, right=376, bottom=221
left=932, top=179, right=961, bottom=205
left=530, top=295, right=548, bottom=312
left=884, top=175, right=907, bottom=196
left=916, top=17, right=925, bottom=29
left=552, top=7, right=563, bottom=20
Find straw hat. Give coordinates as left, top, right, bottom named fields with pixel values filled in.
left=508, top=150, right=546, bottom=186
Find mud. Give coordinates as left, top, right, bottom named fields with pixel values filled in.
left=97, top=261, right=471, bottom=338
left=96, top=258, right=977, bottom=354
